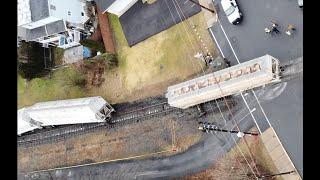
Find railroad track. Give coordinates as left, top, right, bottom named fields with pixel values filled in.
left=18, top=98, right=172, bottom=147
left=17, top=58, right=301, bottom=147
left=17, top=96, right=237, bottom=147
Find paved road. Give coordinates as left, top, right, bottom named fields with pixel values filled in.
left=218, top=74, right=303, bottom=177
left=210, top=0, right=303, bottom=65
left=209, top=0, right=303, bottom=177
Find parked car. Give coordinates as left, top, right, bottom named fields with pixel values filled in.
left=221, top=0, right=243, bottom=25
left=298, top=0, right=303, bottom=8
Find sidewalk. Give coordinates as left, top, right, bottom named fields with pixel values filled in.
left=261, top=127, right=302, bottom=180
left=199, top=0, right=217, bottom=28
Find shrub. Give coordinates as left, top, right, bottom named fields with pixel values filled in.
left=17, top=41, right=29, bottom=57
left=53, top=47, right=65, bottom=66
left=53, top=66, right=86, bottom=87
left=101, top=53, right=118, bottom=68
left=17, top=42, right=50, bottom=79
left=18, top=62, right=49, bottom=80
left=79, top=39, right=106, bottom=53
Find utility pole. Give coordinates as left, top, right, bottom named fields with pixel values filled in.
left=198, top=122, right=259, bottom=136
left=187, top=0, right=215, bottom=13
left=257, top=170, right=295, bottom=179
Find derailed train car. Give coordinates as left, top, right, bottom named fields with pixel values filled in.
left=17, top=96, right=114, bottom=135
left=166, top=54, right=280, bottom=109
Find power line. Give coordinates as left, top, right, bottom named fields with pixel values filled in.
left=164, top=0, right=199, bottom=70
left=174, top=0, right=212, bottom=58
left=166, top=0, right=260, bottom=177
left=171, top=0, right=260, bottom=177
left=173, top=0, right=261, bottom=176
left=187, top=0, right=215, bottom=13
left=257, top=170, right=295, bottom=179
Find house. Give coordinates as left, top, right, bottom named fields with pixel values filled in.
left=18, top=0, right=90, bottom=49
left=94, top=0, right=139, bottom=17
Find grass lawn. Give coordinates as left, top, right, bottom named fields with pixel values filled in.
left=18, top=66, right=86, bottom=108
left=88, top=12, right=217, bottom=104
left=18, top=12, right=217, bottom=107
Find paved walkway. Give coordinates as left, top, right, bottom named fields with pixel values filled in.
left=261, top=127, right=301, bottom=180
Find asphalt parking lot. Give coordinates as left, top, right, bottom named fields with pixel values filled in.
left=209, top=0, right=303, bottom=177
left=210, top=0, right=303, bottom=65
left=120, top=0, right=201, bottom=46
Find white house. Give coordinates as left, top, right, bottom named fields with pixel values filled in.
left=94, top=0, right=139, bottom=17
left=18, top=0, right=90, bottom=49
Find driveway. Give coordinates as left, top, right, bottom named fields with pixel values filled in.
left=119, top=0, right=201, bottom=46
left=209, top=0, right=303, bottom=177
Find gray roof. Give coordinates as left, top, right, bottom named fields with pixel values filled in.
left=30, top=0, right=50, bottom=21
left=94, top=0, right=114, bottom=12
left=18, top=20, right=66, bottom=41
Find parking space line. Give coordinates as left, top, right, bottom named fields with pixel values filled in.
left=217, top=19, right=240, bottom=64
left=208, top=27, right=225, bottom=58
left=217, top=18, right=279, bottom=140
left=216, top=19, right=267, bottom=135
left=240, top=93, right=262, bottom=133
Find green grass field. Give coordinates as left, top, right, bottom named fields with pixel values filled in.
left=18, top=66, right=86, bottom=108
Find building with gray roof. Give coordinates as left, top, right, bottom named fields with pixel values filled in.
left=18, top=0, right=89, bottom=49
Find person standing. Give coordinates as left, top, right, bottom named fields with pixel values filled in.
left=286, top=24, right=296, bottom=36
left=265, top=27, right=271, bottom=34
left=272, top=26, right=280, bottom=34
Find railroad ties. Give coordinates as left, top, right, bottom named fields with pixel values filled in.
left=17, top=96, right=237, bottom=147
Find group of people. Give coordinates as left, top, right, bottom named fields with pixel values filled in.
left=264, top=20, right=296, bottom=36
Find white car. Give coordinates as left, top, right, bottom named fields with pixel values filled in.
left=221, top=0, right=243, bottom=25
left=298, top=0, right=303, bottom=8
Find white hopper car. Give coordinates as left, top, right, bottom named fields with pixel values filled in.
left=166, top=54, right=280, bottom=109
left=17, top=96, right=114, bottom=135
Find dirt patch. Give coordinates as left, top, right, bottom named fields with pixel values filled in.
left=76, top=60, right=107, bottom=88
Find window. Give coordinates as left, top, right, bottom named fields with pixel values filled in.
left=50, top=4, right=56, bottom=10
left=68, top=11, right=71, bottom=16
left=81, top=12, right=84, bottom=16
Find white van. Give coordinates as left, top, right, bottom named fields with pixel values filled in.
left=221, top=0, right=243, bottom=25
